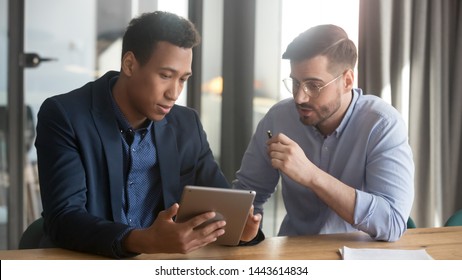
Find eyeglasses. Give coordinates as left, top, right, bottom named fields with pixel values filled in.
left=283, top=73, right=343, bottom=99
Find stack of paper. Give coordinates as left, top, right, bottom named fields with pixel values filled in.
left=339, top=246, right=434, bottom=260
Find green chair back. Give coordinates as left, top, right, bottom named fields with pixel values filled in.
left=407, top=217, right=417, bottom=228
left=444, top=209, right=462, bottom=227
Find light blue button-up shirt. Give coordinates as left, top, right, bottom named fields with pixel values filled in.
left=233, top=88, right=414, bottom=241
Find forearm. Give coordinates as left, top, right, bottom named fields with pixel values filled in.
left=305, top=167, right=356, bottom=224
left=306, top=166, right=411, bottom=241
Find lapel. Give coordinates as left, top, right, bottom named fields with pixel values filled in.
left=154, top=116, right=181, bottom=208
left=90, top=71, right=124, bottom=221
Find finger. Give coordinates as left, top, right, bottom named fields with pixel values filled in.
left=247, top=211, right=261, bottom=225
left=192, top=220, right=226, bottom=240
left=267, top=142, right=284, bottom=157
left=247, top=205, right=258, bottom=220
left=266, top=137, right=278, bottom=145
left=267, top=138, right=291, bottom=154
left=274, top=133, right=294, bottom=145
left=159, top=203, right=179, bottom=220
left=186, top=226, right=225, bottom=252
left=187, top=211, right=218, bottom=229
left=184, top=234, right=221, bottom=253
left=253, top=213, right=262, bottom=223
left=269, top=149, right=287, bottom=162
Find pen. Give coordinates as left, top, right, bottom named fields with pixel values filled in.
left=267, top=130, right=272, bottom=139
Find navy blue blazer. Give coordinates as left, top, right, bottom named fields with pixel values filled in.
left=35, top=71, right=229, bottom=257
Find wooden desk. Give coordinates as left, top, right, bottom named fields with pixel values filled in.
left=1, top=226, right=461, bottom=260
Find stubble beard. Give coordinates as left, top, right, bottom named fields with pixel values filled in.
left=297, top=98, right=341, bottom=128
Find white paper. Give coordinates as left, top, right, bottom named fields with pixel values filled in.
left=340, top=246, right=434, bottom=260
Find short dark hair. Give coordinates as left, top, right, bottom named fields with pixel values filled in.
left=122, top=11, right=201, bottom=66
left=282, top=24, right=357, bottom=74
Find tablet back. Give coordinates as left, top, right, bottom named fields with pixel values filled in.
left=176, top=185, right=256, bottom=246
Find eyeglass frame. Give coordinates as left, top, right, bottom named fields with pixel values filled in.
left=283, top=72, right=345, bottom=99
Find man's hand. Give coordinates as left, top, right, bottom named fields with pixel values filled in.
left=267, top=133, right=317, bottom=186
left=123, top=203, right=226, bottom=254
left=267, top=133, right=356, bottom=224
left=240, top=205, right=262, bottom=242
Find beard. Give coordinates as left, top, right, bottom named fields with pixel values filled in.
left=296, top=96, right=342, bottom=127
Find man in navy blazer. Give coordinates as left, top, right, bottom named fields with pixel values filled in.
left=35, top=11, right=261, bottom=258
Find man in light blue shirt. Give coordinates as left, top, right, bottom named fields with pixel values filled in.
left=234, top=24, right=414, bottom=241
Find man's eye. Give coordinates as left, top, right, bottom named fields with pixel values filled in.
left=306, top=82, right=321, bottom=91
left=160, top=74, right=171, bottom=79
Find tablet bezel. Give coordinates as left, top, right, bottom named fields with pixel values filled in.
left=175, top=185, right=256, bottom=246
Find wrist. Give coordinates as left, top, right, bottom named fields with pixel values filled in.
left=111, top=227, right=139, bottom=258
left=122, top=228, right=144, bottom=254
left=303, top=165, right=323, bottom=189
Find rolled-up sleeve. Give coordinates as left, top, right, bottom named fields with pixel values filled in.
left=353, top=111, right=414, bottom=241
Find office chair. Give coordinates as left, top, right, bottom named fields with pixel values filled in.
left=18, top=217, right=44, bottom=249
left=444, top=209, right=462, bottom=227
left=407, top=217, right=417, bottom=228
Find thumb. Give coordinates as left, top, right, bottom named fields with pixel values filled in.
left=276, top=132, right=293, bottom=144
left=253, top=213, right=262, bottom=223
left=161, top=203, right=179, bottom=220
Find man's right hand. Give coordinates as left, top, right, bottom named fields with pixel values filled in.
left=122, top=203, right=226, bottom=254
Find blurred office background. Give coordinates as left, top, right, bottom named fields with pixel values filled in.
left=1, top=0, right=461, bottom=250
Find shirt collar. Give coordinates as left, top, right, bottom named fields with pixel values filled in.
left=334, top=88, right=361, bottom=138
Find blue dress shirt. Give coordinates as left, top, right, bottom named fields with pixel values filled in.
left=233, top=88, right=414, bottom=241
left=109, top=77, right=162, bottom=229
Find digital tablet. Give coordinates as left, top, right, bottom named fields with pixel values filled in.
left=175, top=185, right=256, bottom=246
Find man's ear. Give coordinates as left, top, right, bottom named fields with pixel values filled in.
left=121, top=51, right=137, bottom=76
left=343, top=69, right=355, bottom=92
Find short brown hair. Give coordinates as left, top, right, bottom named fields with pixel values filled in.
left=282, top=24, right=357, bottom=74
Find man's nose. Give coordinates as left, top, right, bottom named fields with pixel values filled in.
left=166, top=81, right=182, bottom=101
left=293, top=87, right=310, bottom=104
